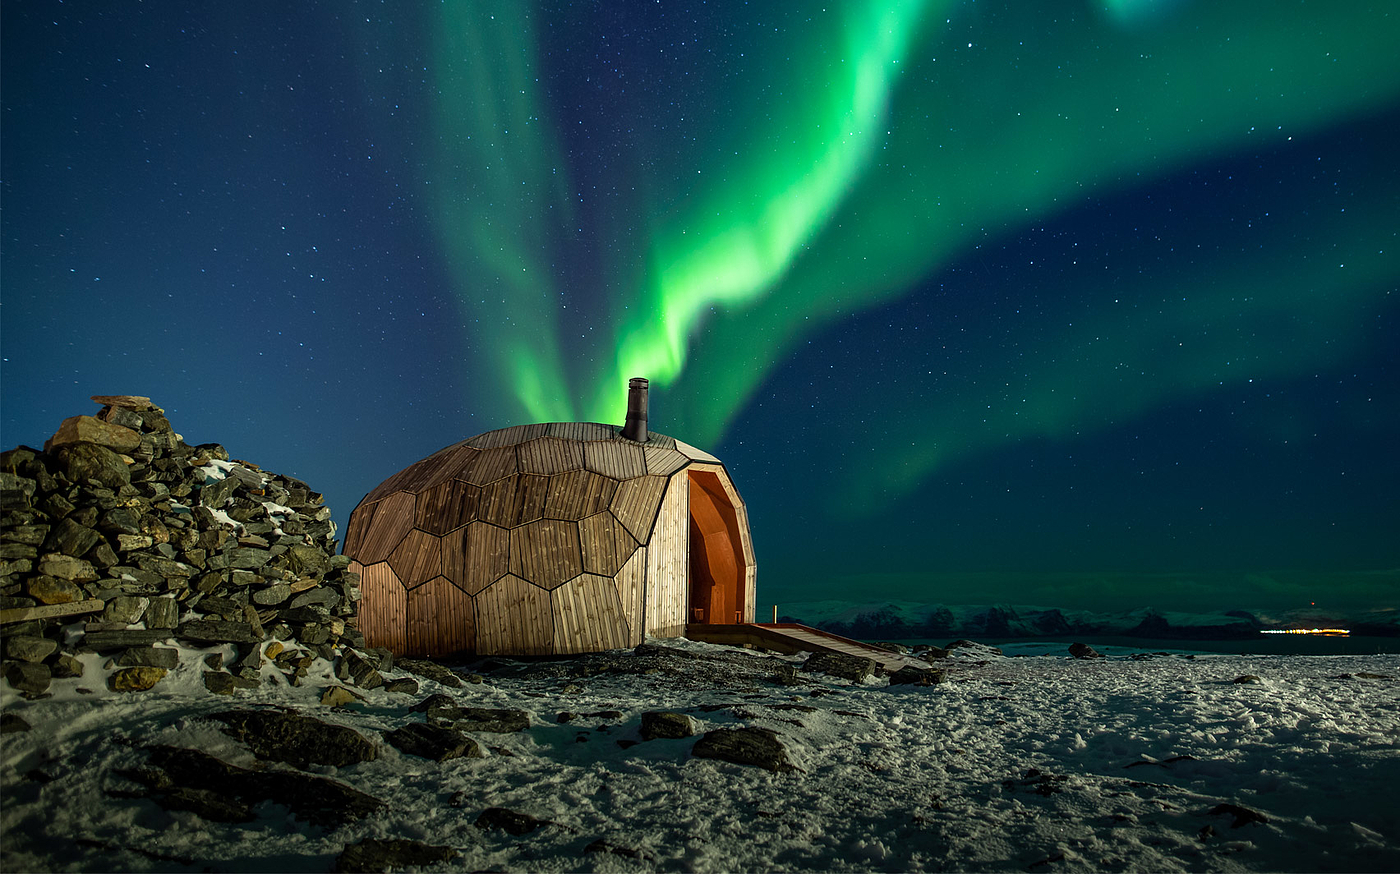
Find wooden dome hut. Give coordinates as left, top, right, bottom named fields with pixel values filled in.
left=342, top=379, right=756, bottom=657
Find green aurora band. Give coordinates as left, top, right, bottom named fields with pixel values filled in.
left=432, top=0, right=1399, bottom=502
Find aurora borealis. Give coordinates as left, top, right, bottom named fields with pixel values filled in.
left=3, top=1, right=1397, bottom=617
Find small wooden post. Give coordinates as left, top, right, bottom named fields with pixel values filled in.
left=771, top=604, right=778, bottom=623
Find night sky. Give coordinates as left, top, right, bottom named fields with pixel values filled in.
left=4, top=1, right=1397, bottom=617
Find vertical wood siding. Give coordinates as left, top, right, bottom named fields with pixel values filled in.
left=552, top=573, right=630, bottom=653
left=387, top=528, right=443, bottom=589
left=355, top=491, right=416, bottom=563
left=644, top=476, right=689, bottom=638
left=355, top=561, right=407, bottom=654
left=405, top=575, right=476, bottom=658
left=615, top=546, right=647, bottom=646
left=440, top=521, right=510, bottom=595
left=476, top=574, right=553, bottom=655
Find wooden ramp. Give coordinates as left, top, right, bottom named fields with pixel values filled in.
left=685, top=623, right=929, bottom=673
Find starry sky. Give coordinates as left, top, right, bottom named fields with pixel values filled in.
left=4, top=1, right=1397, bottom=617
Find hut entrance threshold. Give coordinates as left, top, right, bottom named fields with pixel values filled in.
left=687, top=469, right=745, bottom=625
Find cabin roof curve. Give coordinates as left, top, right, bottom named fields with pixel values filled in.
left=341, top=422, right=741, bottom=586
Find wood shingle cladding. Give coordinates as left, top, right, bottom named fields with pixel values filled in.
left=344, top=422, right=755, bottom=658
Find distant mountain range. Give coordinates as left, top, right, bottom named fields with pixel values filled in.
left=777, top=601, right=1400, bottom=640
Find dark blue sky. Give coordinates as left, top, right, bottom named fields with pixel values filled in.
left=4, top=1, right=1397, bottom=615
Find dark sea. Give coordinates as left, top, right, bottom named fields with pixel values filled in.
left=975, top=636, right=1400, bottom=656
left=888, top=636, right=1400, bottom=656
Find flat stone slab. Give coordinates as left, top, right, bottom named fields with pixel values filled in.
left=144, top=745, right=383, bottom=828
left=211, top=709, right=379, bottom=769
left=692, top=726, right=799, bottom=773
left=335, top=839, right=458, bottom=873
left=383, top=722, right=484, bottom=762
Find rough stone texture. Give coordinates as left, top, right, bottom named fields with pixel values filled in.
left=640, top=710, right=699, bottom=740
left=203, top=671, right=261, bottom=695
left=5, top=635, right=59, bottom=663
left=1, top=713, right=32, bottom=734
left=144, top=744, right=384, bottom=828
left=887, top=665, right=946, bottom=686
left=51, top=654, right=85, bottom=679
left=47, top=416, right=143, bottom=452
left=423, top=703, right=530, bottom=734
left=338, top=649, right=384, bottom=689
left=108, top=667, right=168, bottom=692
left=211, top=709, right=379, bottom=769
left=691, top=726, right=799, bottom=773
left=116, top=646, right=180, bottom=669
left=53, top=442, right=131, bottom=490
left=1, top=396, right=363, bottom=696
left=394, top=659, right=464, bottom=688
left=36, top=553, right=98, bottom=582
left=1069, top=642, right=1103, bottom=660
left=4, top=661, right=52, bottom=695
left=383, top=722, right=484, bottom=762
left=178, top=620, right=265, bottom=644
left=103, top=595, right=149, bottom=624
left=475, top=807, right=550, bottom=835
left=335, top=839, right=458, bottom=873
left=803, top=651, right=877, bottom=683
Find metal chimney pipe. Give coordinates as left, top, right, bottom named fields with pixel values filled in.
left=620, top=377, right=649, bottom=442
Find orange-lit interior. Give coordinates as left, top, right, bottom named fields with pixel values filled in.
left=687, top=470, right=744, bottom=624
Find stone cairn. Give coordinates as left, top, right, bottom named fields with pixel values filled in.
left=0, top=395, right=378, bottom=698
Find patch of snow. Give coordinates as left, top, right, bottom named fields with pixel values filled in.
left=2, top=642, right=1397, bottom=872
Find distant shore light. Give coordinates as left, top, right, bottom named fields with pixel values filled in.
left=1260, top=628, right=1351, bottom=636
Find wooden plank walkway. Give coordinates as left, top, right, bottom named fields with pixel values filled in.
left=685, top=623, right=929, bottom=674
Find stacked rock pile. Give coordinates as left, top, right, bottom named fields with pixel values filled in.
left=1, top=395, right=372, bottom=697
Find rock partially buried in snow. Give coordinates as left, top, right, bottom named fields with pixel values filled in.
left=887, top=665, right=945, bottom=686
left=692, top=726, right=799, bottom=773
left=144, top=744, right=383, bottom=828
left=108, top=667, right=167, bottom=692
left=1069, top=642, right=1104, bottom=660
left=211, top=709, right=379, bottom=769
left=334, top=838, right=458, bottom=873
left=640, top=711, right=699, bottom=740
left=383, top=722, right=484, bottom=762
left=803, top=651, right=877, bottom=683
left=475, top=807, right=553, bottom=836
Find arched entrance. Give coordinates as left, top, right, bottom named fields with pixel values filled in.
left=687, top=469, right=746, bottom=624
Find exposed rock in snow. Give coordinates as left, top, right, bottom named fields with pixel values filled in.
left=1, top=637, right=1398, bottom=871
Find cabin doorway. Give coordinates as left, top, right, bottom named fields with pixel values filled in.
left=687, top=469, right=746, bottom=624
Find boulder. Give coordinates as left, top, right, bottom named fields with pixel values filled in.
left=640, top=711, right=699, bottom=740
left=36, top=553, right=98, bottom=583
left=394, top=658, right=464, bottom=688
left=3, top=661, right=51, bottom=694
left=116, top=647, right=180, bottom=669
left=803, top=651, right=877, bottom=683
left=475, top=807, right=550, bottom=836
left=1069, top=642, right=1103, bottom=660
left=53, top=442, right=131, bottom=489
left=203, top=671, right=261, bottom=695
left=144, top=744, right=383, bottom=828
left=108, top=667, right=168, bottom=692
left=887, top=665, right=945, bottom=686
left=691, top=726, right=799, bottom=773
left=335, top=839, right=458, bottom=873
left=211, top=709, right=379, bottom=769
left=383, top=722, right=484, bottom=762
left=46, top=416, right=142, bottom=453
left=5, top=635, right=59, bottom=663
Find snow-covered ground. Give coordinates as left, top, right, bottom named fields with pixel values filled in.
left=3, top=639, right=1397, bottom=872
